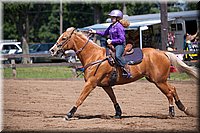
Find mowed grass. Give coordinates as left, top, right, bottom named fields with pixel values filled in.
left=168, top=72, right=191, bottom=81
left=2, top=66, right=75, bottom=79
left=2, top=66, right=191, bottom=80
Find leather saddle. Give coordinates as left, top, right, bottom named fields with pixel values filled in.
left=106, top=44, right=143, bottom=66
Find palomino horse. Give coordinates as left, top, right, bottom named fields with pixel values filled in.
left=49, top=27, right=198, bottom=120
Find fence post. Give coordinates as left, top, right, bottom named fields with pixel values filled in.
left=11, top=59, right=16, bottom=78
left=71, top=67, right=77, bottom=78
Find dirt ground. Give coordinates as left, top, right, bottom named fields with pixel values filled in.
left=2, top=79, right=199, bottom=132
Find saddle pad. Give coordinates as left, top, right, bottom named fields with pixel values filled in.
left=124, top=48, right=143, bottom=65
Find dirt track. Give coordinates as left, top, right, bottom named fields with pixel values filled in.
left=2, top=79, right=199, bottom=132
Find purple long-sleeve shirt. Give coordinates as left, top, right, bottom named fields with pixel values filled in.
left=96, top=22, right=125, bottom=45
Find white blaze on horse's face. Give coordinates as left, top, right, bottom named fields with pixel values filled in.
left=49, top=44, right=58, bottom=56
left=50, top=27, right=75, bottom=56
left=49, top=33, right=64, bottom=56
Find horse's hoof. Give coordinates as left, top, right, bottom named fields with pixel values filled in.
left=113, top=115, right=121, bottom=119
left=169, top=112, right=175, bottom=117
left=184, top=108, right=194, bottom=117
left=169, top=106, right=175, bottom=117
left=64, top=113, right=73, bottom=120
left=64, top=115, right=71, bottom=121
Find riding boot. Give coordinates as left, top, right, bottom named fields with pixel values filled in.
left=122, top=64, right=132, bottom=78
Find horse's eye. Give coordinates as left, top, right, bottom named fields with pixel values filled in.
left=62, top=37, right=66, bottom=40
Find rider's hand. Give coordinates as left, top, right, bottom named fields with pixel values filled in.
left=88, top=29, right=96, bottom=34
left=107, top=39, right=112, bottom=44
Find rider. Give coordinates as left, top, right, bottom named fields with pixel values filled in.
left=89, top=9, right=132, bottom=78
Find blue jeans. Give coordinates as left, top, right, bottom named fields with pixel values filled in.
left=114, top=44, right=126, bottom=67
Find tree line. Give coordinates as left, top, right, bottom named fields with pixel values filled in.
left=3, top=2, right=197, bottom=63
left=3, top=2, right=197, bottom=43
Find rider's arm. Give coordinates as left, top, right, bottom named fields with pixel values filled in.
left=96, top=25, right=112, bottom=37
left=190, top=32, right=198, bottom=40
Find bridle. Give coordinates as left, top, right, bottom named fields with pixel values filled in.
left=75, top=36, right=90, bottom=54
left=56, top=28, right=91, bottom=55
left=55, top=28, right=108, bottom=77
left=56, top=28, right=76, bottom=50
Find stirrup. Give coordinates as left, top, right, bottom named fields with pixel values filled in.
left=127, top=72, right=132, bottom=78
left=122, top=72, right=132, bottom=78
left=107, top=56, right=115, bottom=66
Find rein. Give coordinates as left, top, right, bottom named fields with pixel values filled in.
left=75, top=38, right=90, bottom=54
left=75, top=33, right=108, bottom=76
left=75, top=33, right=108, bottom=77
left=57, top=29, right=107, bottom=77
left=84, top=58, right=108, bottom=75
left=75, top=33, right=93, bottom=54
left=57, top=28, right=76, bottom=48
left=75, top=58, right=108, bottom=77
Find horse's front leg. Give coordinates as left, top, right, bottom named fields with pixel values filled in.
left=102, top=86, right=122, bottom=119
left=65, top=77, right=97, bottom=120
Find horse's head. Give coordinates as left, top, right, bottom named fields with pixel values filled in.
left=49, top=27, right=76, bottom=57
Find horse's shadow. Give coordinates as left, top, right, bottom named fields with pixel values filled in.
left=49, top=113, right=191, bottom=120
left=73, top=113, right=187, bottom=120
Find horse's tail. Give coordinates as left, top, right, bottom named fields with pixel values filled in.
left=165, top=52, right=198, bottom=80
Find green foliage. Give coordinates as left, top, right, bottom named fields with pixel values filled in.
left=168, top=6, right=182, bottom=12
left=3, top=22, right=18, bottom=39
left=62, top=3, right=94, bottom=28
left=150, top=7, right=160, bottom=14
left=3, top=2, right=197, bottom=43
left=126, top=3, right=159, bottom=15
left=187, top=2, right=198, bottom=10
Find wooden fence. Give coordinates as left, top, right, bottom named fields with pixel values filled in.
left=1, top=53, right=82, bottom=78
left=1, top=51, right=198, bottom=78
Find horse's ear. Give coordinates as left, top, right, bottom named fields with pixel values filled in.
left=66, top=27, right=75, bottom=32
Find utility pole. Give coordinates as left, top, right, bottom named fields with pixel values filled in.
left=93, top=4, right=101, bottom=43
left=60, top=0, right=63, bottom=35
left=160, top=1, right=168, bottom=50
left=123, top=2, right=127, bottom=15
left=94, top=4, right=101, bottom=24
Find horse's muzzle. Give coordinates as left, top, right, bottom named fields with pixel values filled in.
left=49, top=49, right=55, bottom=55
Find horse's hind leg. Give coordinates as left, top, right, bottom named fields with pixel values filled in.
left=169, top=85, right=191, bottom=116
left=155, top=81, right=189, bottom=117
left=155, top=82, right=175, bottom=117
left=102, top=86, right=122, bottom=118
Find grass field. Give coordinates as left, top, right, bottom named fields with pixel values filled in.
left=2, top=66, right=75, bottom=79
left=1, top=66, right=191, bottom=81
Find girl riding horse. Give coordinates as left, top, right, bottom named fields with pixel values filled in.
left=89, top=9, right=132, bottom=78
left=50, top=27, right=198, bottom=120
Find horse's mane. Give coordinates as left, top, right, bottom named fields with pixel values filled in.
left=75, top=31, right=88, bottom=40
left=75, top=31, right=104, bottom=50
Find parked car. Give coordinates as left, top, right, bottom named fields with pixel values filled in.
left=63, top=50, right=77, bottom=63
left=29, top=43, right=78, bottom=63
left=52, top=48, right=78, bottom=63
left=29, top=43, right=55, bottom=63
left=0, top=41, right=22, bottom=64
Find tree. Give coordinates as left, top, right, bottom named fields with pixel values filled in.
left=62, top=3, right=94, bottom=29
left=3, top=3, right=49, bottom=63
left=37, top=4, right=60, bottom=43
left=187, top=2, right=198, bottom=10
left=3, top=2, right=198, bottom=48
